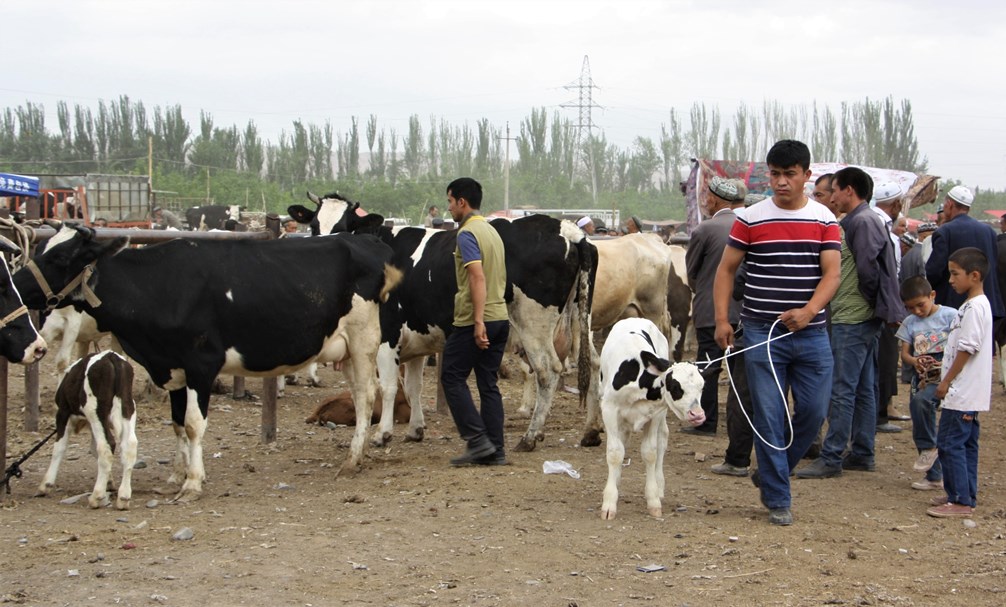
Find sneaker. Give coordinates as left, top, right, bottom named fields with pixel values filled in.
left=679, top=426, right=716, bottom=437
left=912, top=478, right=944, bottom=491
left=876, top=423, right=903, bottom=433
left=930, top=495, right=949, bottom=507
left=795, top=459, right=843, bottom=479
left=913, top=448, right=939, bottom=472
left=711, top=462, right=749, bottom=477
left=841, top=456, right=876, bottom=472
left=926, top=502, right=973, bottom=518
left=768, top=508, right=793, bottom=526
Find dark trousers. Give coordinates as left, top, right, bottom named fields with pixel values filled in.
left=723, top=346, right=754, bottom=468
left=876, top=324, right=899, bottom=424
left=695, top=326, right=726, bottom=433
left=441, top=320, right=510, bottom=453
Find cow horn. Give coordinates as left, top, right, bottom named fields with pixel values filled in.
left=307, top=191, right=321, bottom=206
left=43, top=219, right=63, bottom=231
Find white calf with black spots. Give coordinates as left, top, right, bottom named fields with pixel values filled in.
left=36, top=351, right=138, bottom=510
left=598, top=318, right=705, bottom=520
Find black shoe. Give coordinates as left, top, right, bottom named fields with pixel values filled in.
left=768, top=508, right=793, bottom=526
left=450, top=436, right=497, bottom=466
left=841, top=456, right=876, bottom=472
left=476, top=453, right=509, bottom=466
left=680, top=426, right=716, bottom=437
left=795, top=459, right=843, bottom=479
left=750, top=470, right=760, bottom=488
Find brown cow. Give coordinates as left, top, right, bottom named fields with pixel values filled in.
left=306, top=387, right=411, bottom=426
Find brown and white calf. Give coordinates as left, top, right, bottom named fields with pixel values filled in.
left=598, top=318, right=705, bottom=520
left=36, top=351, right=138, bottom=510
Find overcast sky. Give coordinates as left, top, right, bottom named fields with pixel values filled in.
left=4, top=0, right=1004, bottom=190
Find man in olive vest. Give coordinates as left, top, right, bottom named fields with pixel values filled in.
left=442, top=177, right=510, bottom=466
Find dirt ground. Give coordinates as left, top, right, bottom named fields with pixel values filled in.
left=2, top=349, right=1006, bottom=607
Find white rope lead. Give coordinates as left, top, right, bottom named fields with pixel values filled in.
left=698, top=319, right=795, bottom=452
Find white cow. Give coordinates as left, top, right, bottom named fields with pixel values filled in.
left=36, top=351, right=138, bottom=510
left=40, top=308, right=122, bottom=378
left=598, top=318, right=705, bottom=520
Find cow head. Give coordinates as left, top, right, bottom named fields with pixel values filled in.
left=13, top=221, right=129, bottom=314
left=0, top=236, right=48, bottom=364
left=639, top=351, right=705, bottom=426
left=288, top=191, right=386, bottom=236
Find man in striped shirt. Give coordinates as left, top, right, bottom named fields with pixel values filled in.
left=713, top=140, right=841, bottom=526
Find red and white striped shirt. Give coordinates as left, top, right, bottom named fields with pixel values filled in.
left=728, top=198, right=841, bottom=327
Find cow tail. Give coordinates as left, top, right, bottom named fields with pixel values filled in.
left=380, top=264, right=404, bottom=303
left=575, top=239, right=595, bottom=409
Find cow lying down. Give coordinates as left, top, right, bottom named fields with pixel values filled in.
left=598, top=318, right=705, bottom=520
left=36, top=351, right=137, bottom=510
left=306, top=387, right=411, bottom=426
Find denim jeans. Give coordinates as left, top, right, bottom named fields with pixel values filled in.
left=819, top=320, right=882, bottom=468
left=743, top=321, right=833, bottom=509
left=937, top=410, right=980, bottom=508
left=441, top=320, right=510, bottom=453
left=909, top=378, right=943, bottom=482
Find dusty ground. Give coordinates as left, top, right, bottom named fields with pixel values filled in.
left=2, top=350, right=1006, bottom=607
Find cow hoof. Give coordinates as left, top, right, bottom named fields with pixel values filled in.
left=88, top=494, right=110, bottom=509
left=404, top=427, right=425, bottom=442
left=580, top=429, right=602, bottom=447
left=514, top=437, right=538, bottom=452
left=370, top=432, right=393, bottom=448
left=35, top=484, right=52, bottom=497
left=308, top=379, right=323, bottom=388
left=336, top=461, right=363, bottom=478
left=600, top=507, right=617, bottom=520
left=116, top=497, right=131, bottom=511
left=648, top=506, right=662, bottom=518
left=171, top=481, right=203, bottom=503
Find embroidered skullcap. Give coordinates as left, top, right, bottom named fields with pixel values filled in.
left=744, top=193, right=766, bottom=207
left=576, top=216, right=593, bottom=228
left=709, top=176, right=746, bottom=202
left=900, top=233, right=918, bottom=247
left=947, top=185, right=974, bottom=207
left=917, top=222, right=938, bottom=233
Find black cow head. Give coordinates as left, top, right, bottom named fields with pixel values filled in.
left=0, top=236, right=47, bottom=364
left=13, top=221, right=129, bottom=312
left=288, top=191, right=385, bottom=236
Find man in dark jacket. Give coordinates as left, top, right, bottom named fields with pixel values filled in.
left=684, top=176, right=746, bottom=437
left=797, top=167, right=904, bottom=479
left=925, top=185, right=1005, bottom=319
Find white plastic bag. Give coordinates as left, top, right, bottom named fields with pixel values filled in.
left=542, top=460, right=581, bottom=479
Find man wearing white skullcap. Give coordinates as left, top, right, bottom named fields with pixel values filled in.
left=926, top=185, right=1004, bottom=317
left=576, top=216, right=595, bottom=235
left=869, top=181, right=908, bottom=433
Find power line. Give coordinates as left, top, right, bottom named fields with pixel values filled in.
left=560, top=55, right=602, bottom=204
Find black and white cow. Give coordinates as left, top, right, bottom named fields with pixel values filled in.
left=289, top=192, right=597, bottom=451
left=598, top=318, right=705, bottom=520
left=14, top=222, right=399, bottom=502
left=0, top=235, right=47, bottom=364
left=36, top=351, right=137, bottom=510
left=185, top=204, right=241, bottom=231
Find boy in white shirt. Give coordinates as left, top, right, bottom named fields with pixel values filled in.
left=927, top=247, right=993, bottom=518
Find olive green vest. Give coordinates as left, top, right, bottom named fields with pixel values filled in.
left=454, top=215, right=508, bottom=326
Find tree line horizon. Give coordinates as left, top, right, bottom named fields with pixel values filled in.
left=1, top=95, right=1000, bottom=223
